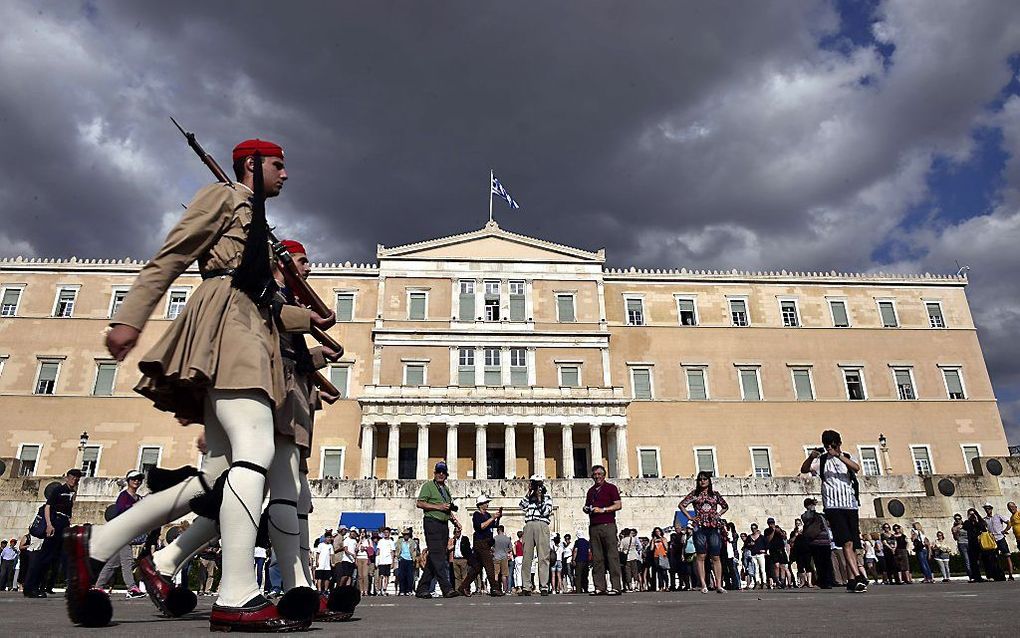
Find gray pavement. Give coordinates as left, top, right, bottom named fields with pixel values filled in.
left=0, top=582, right=1012, bottom=637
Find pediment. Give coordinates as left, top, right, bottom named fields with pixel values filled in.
left=377, top=221, right=605, bottom=263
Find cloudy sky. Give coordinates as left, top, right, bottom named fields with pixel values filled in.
left=2, top=1, right=1019, bottom=440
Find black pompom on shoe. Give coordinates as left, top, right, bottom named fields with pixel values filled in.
left=277, top=586, right=320, bottom=621
left=164, top=585, right=198, bottom=617
left=327, top=585, right=361, bottom=613
left=78, top=588, right=114, bottom=628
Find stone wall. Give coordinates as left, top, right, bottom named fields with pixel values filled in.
left=4, top=457, right=1019, bottom=543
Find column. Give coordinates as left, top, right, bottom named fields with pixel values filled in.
left=386, top=422, right=400, bottom=479
left=504, top=423, right=517, bottom=479
left=359, top=423, right=375, bottom=479
left=589, top=423, right=603, bottom=470
left=446, top=423, right=459, bottom=479
left=533, top=423, right=546, bottom=478
left=615, top=423, right=631, bottom=479
left=475, top=423, right=488, bottom=480
left=416, top=423, right=429, bottom=480
left=561, top=423, right=574, bottom=479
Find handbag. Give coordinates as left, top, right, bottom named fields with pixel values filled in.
left=978, top=531, right=997, bottom=551
left=29, top=506, right=47, bottom=539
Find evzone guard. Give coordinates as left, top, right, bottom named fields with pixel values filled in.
left=63, top=138, right=340, bottom=631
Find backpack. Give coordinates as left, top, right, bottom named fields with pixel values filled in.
left=801, top=511, right=826, bottom=543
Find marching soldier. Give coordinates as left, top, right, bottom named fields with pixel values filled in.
left=64, top=139, right=335, bottom=632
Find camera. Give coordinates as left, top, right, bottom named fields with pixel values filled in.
left=448, top=502, right=459, bottom=513
left=583, top=504, right=594, bottom=515
left=813, top=447, right=825, bottom=455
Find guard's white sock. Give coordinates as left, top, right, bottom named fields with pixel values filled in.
left=208, top=390, right=275, bottom=608
left=267, top=435, right=311, bottom=591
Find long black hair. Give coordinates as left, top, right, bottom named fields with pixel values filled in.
left=694, top=470, right=714, bottom=495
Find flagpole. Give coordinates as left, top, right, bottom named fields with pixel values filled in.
left=488, top=169, right=494, bottom=223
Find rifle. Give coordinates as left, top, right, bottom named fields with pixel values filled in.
left=170, top=116, right=342, bottom=397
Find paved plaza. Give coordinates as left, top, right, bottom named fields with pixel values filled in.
left=0, top=582, right=1012, bottom=637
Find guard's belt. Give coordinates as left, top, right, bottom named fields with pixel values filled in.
left=202, top=268, right=236, bottom=280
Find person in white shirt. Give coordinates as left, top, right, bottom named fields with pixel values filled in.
left=374, top=529, right=396, bottom=595
left=314, top=534, right=334, bottom=593
left=338, top=529, right=358, bottom=587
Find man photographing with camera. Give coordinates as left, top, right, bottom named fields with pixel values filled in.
left=414, top=461, right=461, bottom=599
left=800, top=430, right=868, bottom=593
left=518, top=475, right=554, bottom=596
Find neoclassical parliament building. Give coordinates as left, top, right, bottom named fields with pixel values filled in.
left=0, top=221, right=1008, bottom=485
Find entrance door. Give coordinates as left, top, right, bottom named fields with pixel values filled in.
left=573, top=447, right=589, bottom=479
left=486, top=447, right=505, bottom=480
left=398, top=448, right=416, bottom=480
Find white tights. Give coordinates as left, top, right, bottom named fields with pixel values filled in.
left=265, top=434, right=312, bottom=592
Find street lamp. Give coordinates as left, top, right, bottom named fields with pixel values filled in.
left=78, top=431, right=90, bottom=451
left=878, top=433, right=891, bottom=474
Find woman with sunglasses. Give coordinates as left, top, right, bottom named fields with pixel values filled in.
left=678, top=471, right=729, bottom=593
left=879, top=524, right=900, bottom=584
left=892, top=525, right=912, bottom=584
left=962, top=508, right=988, bottom=582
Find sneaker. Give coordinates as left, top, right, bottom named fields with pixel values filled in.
left=854, top=576, right=868, bottom=593
left=126, top=587, right=147, bottom=599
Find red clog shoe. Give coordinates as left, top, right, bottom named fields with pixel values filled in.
left=210, top=596, right=312, bottom=633
left=136, top=553, right=197, bottom=617
left=63, top=525, right=113, bottom=627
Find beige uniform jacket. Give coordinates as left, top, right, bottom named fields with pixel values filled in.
left=113, top=182, right=307, bottom=421
left=274, top=287, right=330, bottom=454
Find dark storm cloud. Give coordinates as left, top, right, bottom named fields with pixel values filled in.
left=2, top=1, right=1020, bottom=440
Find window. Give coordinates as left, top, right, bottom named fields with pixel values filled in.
left=694, top=448, right=716, bottom=476
left=842, top=368, right=866, bottom=400
left=484, top=281, right=500, bottom=321
left=54, top=287, right=77, bottom=318
left=631, top=367, right=652, bottom=399
left=2, top=286, right=23, bottom=316
left=321, top=447, right=344, bottom=479
left=483, top=348, right=501, bottom=386
left=335, top=292, right=355, bottom=322
left=859, top=447, right=881, bottom=476
left=458, top=280, right=475, bottom=321
left=893, top=368, right=916, bottom=400
left=729, top=298, right=749, bottom=327
left=408, top=291, right=427, bottom=321
left=751, top=448, right=772, bottom=478
left=166, top=289, right=188, bottom=319
left=792, top=368, right=814, bottom=400
left=828, top=299, right=850, bottom=327
left=638, top=448, right=661, bottom=478
left=138, top=446, right=161, bottom=475
left=93, top=362, right=117, bottom=396
left=81, top=445, right=101, bottom=477
left=625, top=297, right=645, bottom=326
left=926, top=302, right=946, bottom=328
left=35, top=360, right=60, bottom=395
left=556, top=294, right=576, bottom=323
left=403, top=363, right=426, bottom=386
left=458, top=348, right=475, bottom=386
left=559, top=365, right=580, bottom=388
left=738, top=367, right=761, bottom=401
left=109, top=288, right=128, bottom=318
left=942, top=368, right=966, bottom=400
left=17, top=444, right=40, bottom=476
left=878, top=300, right=898, bottom=327
left=328, top=365, right=350, bottom=398
left=685, top=367, right=708, bottom=400
left=910, top=445, right=933, bottom=475
left=509, top=348, right=527, bottom=387
left=676, top=297, right=698, bottom=326
left=962, top=445, right=981, bottom=474
left=780, top=300, right=800, bottom=327
left=509, top=280, right=526, bottom=322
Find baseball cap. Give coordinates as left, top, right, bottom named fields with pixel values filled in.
left=803, top=497, right=817, bottom=507
left=766, top=517, right=776, bottom=524
left=125, top=470, right=144, bottom=481
left=983, top=502, right=994, bottom=508
left=476, top=495, right=491, bottom=506
left=529, top=474, right=543, bottom=482
left=435, top=461, right=449, bottom=474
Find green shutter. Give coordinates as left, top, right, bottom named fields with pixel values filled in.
left=561, top=367, right=579, bottom=387
left=632, top=369, right=651, bottom=399
left=509, top=294, right=526, bottom=321
left=830, top=301, right=849, bottom=327
left=793, top=370, right=813, bottom=400
left=740, top=370, right=760, bottom=401
left=879, top=302, right=897, bottom=327
left=510, top=367, right=527, bottom=387
left=336, top=294, right=354, bottom=322
left=323, top=450, right=343, bottom=478
left=458, top=366, right=475, bottom=386
left=557, top=295, right=575, bottom=322
left=687, top=369, right=707, bottom=400
left=406, top=365, right=424, bottom=386
left=944, top=370, right=964, bottom=397
left=94, top=363, right=116, bottom=396
left=329, top=366, right=349, bottom=398
left=409, top=293, right=426, bottom=320
left=696, top=449, right=715, bottom=475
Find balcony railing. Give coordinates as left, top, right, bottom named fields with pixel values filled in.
left=359, top=384, right=628, bottom=401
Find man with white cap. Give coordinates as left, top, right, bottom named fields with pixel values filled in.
left=519, top=475, right=554, bottom=595
left=457, top=495, right=504, bottom=596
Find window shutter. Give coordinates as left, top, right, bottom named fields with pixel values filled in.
left=82, top=446, right=99, bottom=463
left=879, top=302, right=897, bottom=327
left=409, top=293, right=426, bottom=320
left=459, top=292, right=474, bottom=320
left=557, top=296, right=575, bottom=322
left=793, top=370, right=813, bottom=400
left=687, top=369, right=707, bottom=400
left=696, top=449, right=715, bottom=475
left=459, top=366, right=475, bottom=386
left=406, top=365, right=424, bottom=386
left=19, top=445, right=40, bottom=462
left=633, top=369, right=651, bottom=399
left=560, top=367, right=579, bottom=387
left=94, top=364, right=116, bottom=396
left=740, top=370, right=760, bottom=401
left=336, top=294, right=354, bottom=322
left=509, top=295, right=526, bottom=322
left=329, top=366, right=349, bottom=398
left=639, top=450, right=659, bottom=478
left=510, top=367, right=527, bottom=387
left=830, top=301, right=849, bottom=327
left=140, top=447, right=159, bottom=468
left=323, top=450, right=343, bottom=478
left=944, top=370, right=964, bottom=397
left=752, top=449, right=771, bottom=476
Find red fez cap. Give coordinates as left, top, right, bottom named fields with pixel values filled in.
left=280, top=239, right=306, bottom=255
left=232, top=139, right=284, bottom=161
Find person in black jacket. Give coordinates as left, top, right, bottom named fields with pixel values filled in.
left=25, top=469, right=81, bottom=598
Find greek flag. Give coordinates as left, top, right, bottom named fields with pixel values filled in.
left=491, top=173, right=520, bottom=209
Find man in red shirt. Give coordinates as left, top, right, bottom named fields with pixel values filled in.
left=584, top=465, right=623, bottom=595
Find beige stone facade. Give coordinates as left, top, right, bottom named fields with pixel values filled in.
left=0, top=221, right=1007, bottom=487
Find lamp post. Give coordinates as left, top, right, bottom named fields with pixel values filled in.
left=77, top=431, right=90, bottom=475
left=878, top=433, right=891, bottom=474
